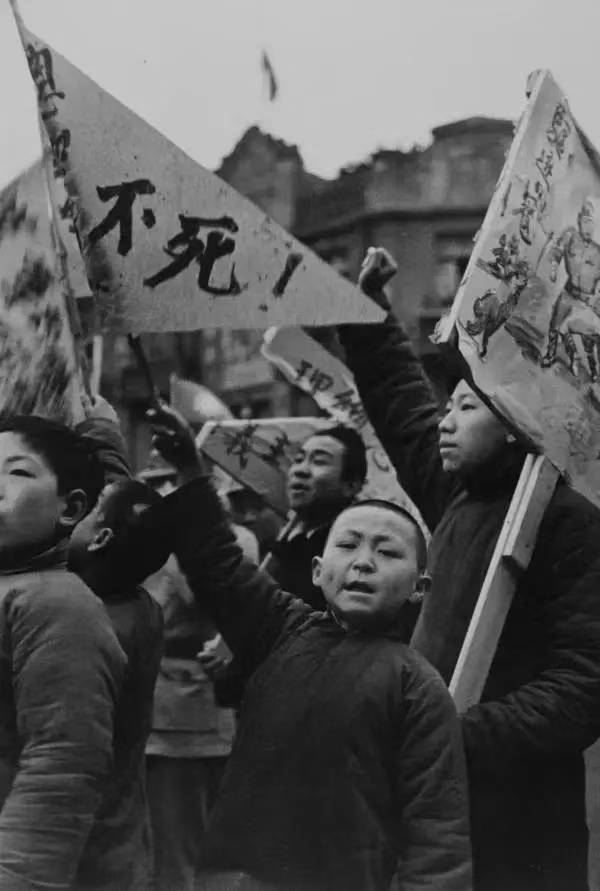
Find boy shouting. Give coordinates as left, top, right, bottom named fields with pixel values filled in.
left=152, top=407, right=472, bottom=891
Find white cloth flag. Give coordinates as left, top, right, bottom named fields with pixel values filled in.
left=14, top=13, right=384, bottom=334
left=436, top=69, right=600, bottom=507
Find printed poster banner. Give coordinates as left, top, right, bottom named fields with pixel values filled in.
left=196, top=418, right=327, bottom=517
left=262, top=326, right=426, bottom=530
left=15, top=17, right=385, bottom=334
left=0, top=161, right=84, bottom=422
left=437, top=69, right=600, bottom=506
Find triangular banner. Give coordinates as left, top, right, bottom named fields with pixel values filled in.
left=16, top=21, right=384, bottom=334
left=197, top=417, right=327, bottom=516
left=436, top=69, right=600, bottom=506
left=0, top=161, right=84, bottom=422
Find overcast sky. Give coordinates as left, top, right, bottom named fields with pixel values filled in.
left=1, top=0, right=599, bottom=188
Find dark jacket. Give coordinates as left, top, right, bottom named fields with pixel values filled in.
left=169, top=479, right=472, bottom=891
left=340, top=316, right=600, bottom=891
left=262, top=518, right=331, bottom=610
left=0, top=545, right=126, bottom=891
left=77, top=586, right=164, bottom=890
left=70, top=416, right=164, bottom=888
left=144, top=556, right=235, bottom=759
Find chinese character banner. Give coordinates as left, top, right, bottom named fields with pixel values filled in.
left=439, top=70, right=600, bottom=505
left=197, top=418, right=327, bottom=517
left=262, top=325, right=425, bottom=529
left=17, top=22, right=384, bottom=334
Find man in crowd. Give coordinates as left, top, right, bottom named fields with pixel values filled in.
left=263, top=424, right=367, bottom=608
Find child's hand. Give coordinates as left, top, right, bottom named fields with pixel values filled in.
left=146, top=402, right=201, bottom=479
left=87, top=395, right=120, bottom=425
left=358, top=247, right=397, bottom=311
left=197, top=634, right=232, bottom=680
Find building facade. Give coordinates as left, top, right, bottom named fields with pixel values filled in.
left=101, top=116, right=514, bottom=470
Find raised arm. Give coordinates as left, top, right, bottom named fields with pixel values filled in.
left=0, top=580, right=125, bottom=889
left=338, top=249, right=456, bottom=530
left=169, top=478, right=311, bottom=677
left=394, top=661, right=473, bottom=890
left=76, top=396, right=132, bottom=483
left=148, top=404, right=311, bottom=677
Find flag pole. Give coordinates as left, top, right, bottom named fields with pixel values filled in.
left=8, top=0, right=27, bottom=48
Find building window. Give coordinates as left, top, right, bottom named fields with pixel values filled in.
left=419, top=233, right=473, bottom=347
left=433, top=234, right=472, bottom=308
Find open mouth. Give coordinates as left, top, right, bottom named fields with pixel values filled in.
left=343, top=580, right=375, bottom=594
left=289, top=482, right=310, bottom=493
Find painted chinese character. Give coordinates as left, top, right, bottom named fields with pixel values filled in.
left=50, top=129, right=71, bottom=178
left=535, top=149, right=554, bottom=187
left=272, top=252, right=303, bottom=297
left=144, top=214, right=241, bottom=295
left=546, top=103, right=572, bottom=159
left=26, top=45, right=65, bottom=120
left=262, top=432, right=291, bottom=467
left=87, top=179, right=156, bottom=256
left=225, top=424, right=257, bottom=470
left=331, top=389, right=369, bottom=429
left=513, top=180, right=538, bottom=246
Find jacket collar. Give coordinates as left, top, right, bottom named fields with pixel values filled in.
left=0, top=540, right=68, bottom=576
left=461, top=445, right=527, bottom=500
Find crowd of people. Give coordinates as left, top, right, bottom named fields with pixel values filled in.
left=0, top=248, right=598, bottom=891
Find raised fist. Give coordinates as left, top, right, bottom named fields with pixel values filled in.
left=358, top=247, right=398, bottom=311
left=146, top=401, right=199, bottom=475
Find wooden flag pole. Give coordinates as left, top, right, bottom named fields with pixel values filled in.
left=127, top=335, right=162, bottom=410
left=450, top=453, right=559, bottom=712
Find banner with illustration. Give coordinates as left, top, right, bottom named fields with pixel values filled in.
left=437, top=69, right=600, bottom=506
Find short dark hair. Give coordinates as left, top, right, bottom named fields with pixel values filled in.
left=335, top=498, right=428, bottom=571
left=98, top=479, right=171, bottom=584
left=100, top=479, right=162, bottom=534
left=0, top=415, right=104, bottom=506
left=315, top=425, right=367, bottom=486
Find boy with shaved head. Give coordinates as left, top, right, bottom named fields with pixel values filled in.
left=149, top=405, right=472, bottom=891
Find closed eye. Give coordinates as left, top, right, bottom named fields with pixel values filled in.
left=9, top=468, right=34, bottom=478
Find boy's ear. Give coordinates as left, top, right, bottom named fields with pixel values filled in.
left=58, top=489, right=88, bottom=532
left=88, top=527, right=115, bottom=553
left=408, top=571, right=431, bottom=605
left=311, top=555, right=323, bottom=587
